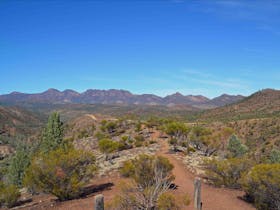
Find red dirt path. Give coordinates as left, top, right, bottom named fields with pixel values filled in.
left=17, top=133, right=256, bottom=210
left=156, top=138, right=255, bottom=210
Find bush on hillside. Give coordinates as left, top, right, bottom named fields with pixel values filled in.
left=242, top=164, right=280, bottom=210
left=114, top=155, right=179, bottom=209
left=98, top=138, right=119, bottom=159
left=204, top=157, right=253, bottom=188
left=0, top=182, right=20, bottom=208
left=24, top=147, right=96, bottom=201
left=227, top=135, right=248, bottom=158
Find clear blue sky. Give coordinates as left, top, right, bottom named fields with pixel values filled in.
left=1, top=0, right=280, bottom=98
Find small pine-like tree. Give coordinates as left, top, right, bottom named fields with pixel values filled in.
left=40, top=112, right=64, bottom=154
left=227, top=135, right=248, bottom=158
left=8, top=143, right=31, bottom=187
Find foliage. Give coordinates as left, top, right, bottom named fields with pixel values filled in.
left=0, top=182, right=20, bottom=208
left=24, top=147, right=96, bottom=201
left=98, top=138, right=119, bottom=157
left=100, top=121, right=118, bottom=134
left=227, top=135, right=248, bottom=158
left=116, top=155, right=176, bottom=209
left=242, top=164, right=280, bottom=210
left=8, top=142, right=31, bottom=187
left=40, top=112, right=64, bottom=154
left=121, top=154, right=174, bottom=187
left=189, top=126, right=212, bottom=150
left=157, top=192, right=180, bottom=210
left=204, top=158, right=253, bottom=188
left=165, top=122, right=190, bottom=138
left=269, top=149, right=280, bottom=163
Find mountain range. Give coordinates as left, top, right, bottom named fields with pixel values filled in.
left=0, top=89, right=245, bottom=109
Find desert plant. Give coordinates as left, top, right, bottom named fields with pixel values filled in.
left=24, top=147, right=96, bottom=201
left=227, top=135, right=248, bottom=158
left=242, top=164, right=280, bottom=210
left=98, top=138, right=119, bottom=160
left=8, top=142, right=31, bottom=187
left=157, top=192, right=180, bottom=210
left=0, top=182, right=20, bottom=208
left=116, top=155, right=176, bottom=209
left=269, top=149, right=280, bottom=163
left=204, top=157, right=253, bottom=188
left=40, top=112, right=64, bottom=154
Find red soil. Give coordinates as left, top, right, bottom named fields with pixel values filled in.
left=16, top=132, right=255, bottom=210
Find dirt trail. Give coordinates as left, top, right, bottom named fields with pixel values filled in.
left=21, top=132, right=256, bottom=210
left=155, top=136, right=255, bottom=210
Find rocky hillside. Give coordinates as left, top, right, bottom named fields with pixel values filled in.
left=0, top=88, right=244, bottom=108
left=0, top=105, right=43, bottom=138
left=198, top=89, right=280, bottom=121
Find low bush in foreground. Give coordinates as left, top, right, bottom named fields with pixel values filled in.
left=109, top=155, right=186, bottom=209
left=242, top=164, right=280, bottom=210
left=0, top=182, right=20, bottom=208
left=24, top=147, right=96, bottom=201
left=204, top=157, right=253, bottom=188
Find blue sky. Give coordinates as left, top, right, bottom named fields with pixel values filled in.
left=1, top=0, right=280, bottom=98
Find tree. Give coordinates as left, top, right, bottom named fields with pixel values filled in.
left=242, top=164, right=280, bottom=210
left=227, top=135, right=248, bottom=158
left=24, top=147, right=96, bottom=201
left=8, top=142, right=31, bottom=187
left=114, top=155, right=176, bottom=209
left=40, top=112, right=64, bottom=154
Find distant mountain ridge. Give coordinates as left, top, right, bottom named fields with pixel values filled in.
left=0, top=88, right=245, bottom=109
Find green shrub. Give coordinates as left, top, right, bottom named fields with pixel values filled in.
left=242, top=164, right=280, bottom=210
left=120, top=154, right=174, bottom=187
left=269, top=149, right=280, bottom=163
left=8, top=143, right=31, bottom=187
left=98, top=138, right=119, bottom=156
left=24, top=147, right=96, bottom=201
left=0, top=182, right=20, bottom=208
left=40, top=112, right=64, bottom=154
left=115, top=155, right=176, bottom=209
left=157, top=192, right=179, bottom=210
left=227, top=135, right=248, bottom=158
left=204, top=158, right=253, bottom=188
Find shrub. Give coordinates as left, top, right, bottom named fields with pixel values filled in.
left=0, top=182, right=20, bottom=208
left=116, top=155, right=177, bottom=209
left=120, top=155, right=174, bottom=188
left=40, top=112, right=64, bottom=154
left=204, top=158, right=253, bottom=188
left=157, top=192, right=180, bottom=210
left=269, top=149, right=280, bottom=163
left=242, top=164, right=280, bottom=210
left=98, top=138, right=119, bottom=159
left=8, top=142, right=31, bottom=187
left=24, top=147, right=96, bottom=201
left=227, top=135, right=248, bottom=158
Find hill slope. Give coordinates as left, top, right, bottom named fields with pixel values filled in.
left=198, top=89, right=280, bottom=121
left=0, top=105, right=43, bottom=139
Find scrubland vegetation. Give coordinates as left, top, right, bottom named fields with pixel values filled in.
left=1, top=91, right=280, bottom=210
